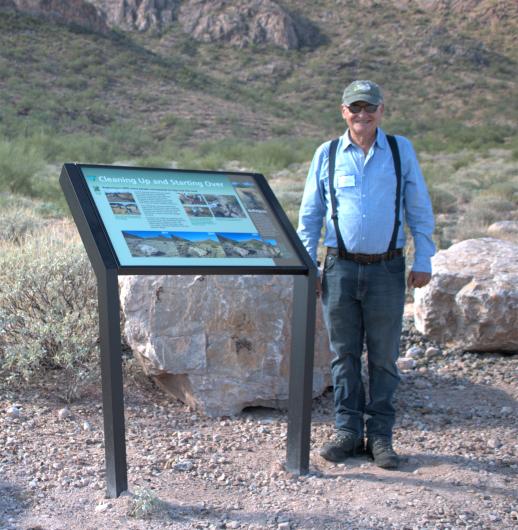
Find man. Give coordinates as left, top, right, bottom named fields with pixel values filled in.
left=297, top=80, right=435, bottom=469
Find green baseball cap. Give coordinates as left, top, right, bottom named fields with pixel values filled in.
left=342, top=80, right=383, bottom=105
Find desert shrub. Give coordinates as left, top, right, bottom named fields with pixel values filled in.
left=175, top=137, right=317, bottom=174
left=128, top=488, right=168, bottom=520
left=0, top=204, right=49, bottom=244
left=455, top=196, right=516, bottom=241
left=0, top=222, right=99, bottom=398
left=428, top=186, right=458, bottom=214
left=0, top=138, right=46, bottom=195
left=135, top=155, right=171, bottom=168
left=482, top=181, right=518, bottom=206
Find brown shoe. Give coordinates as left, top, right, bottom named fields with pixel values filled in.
left=319, top=431, right=364, bottom=462
left=367, top=436, right=399, bottom=469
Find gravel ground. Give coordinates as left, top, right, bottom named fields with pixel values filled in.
left=1, top=317, right=517, bottom=530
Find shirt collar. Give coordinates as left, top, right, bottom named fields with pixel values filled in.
left=341, top=128, right=387, bottom=151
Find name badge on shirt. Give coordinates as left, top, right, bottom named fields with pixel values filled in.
left=336, top=174, right=355, bottom=188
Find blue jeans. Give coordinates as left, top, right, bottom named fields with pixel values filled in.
left=321, top=253, right=406, bottom=439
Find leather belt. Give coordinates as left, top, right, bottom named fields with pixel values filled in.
left=326, top=247, right=403, bottom=265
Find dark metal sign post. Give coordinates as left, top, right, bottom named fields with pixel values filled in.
left=286, top=271, right=317, bottom=474
left=97, top=267, right=128, bottom=496
left=60, top=163, right=317, bottom=497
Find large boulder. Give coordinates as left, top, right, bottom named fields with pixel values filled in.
left=120, top=275, right=332, bottom=416
left=414, top=238, right=518, bottom=352
left=487, top=220, right=518, bottom=243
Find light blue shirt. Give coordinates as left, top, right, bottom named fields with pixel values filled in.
left=297, top=128, right=435, bottom=273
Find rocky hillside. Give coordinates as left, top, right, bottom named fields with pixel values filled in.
left=0, top=0, right=516, bottom=151
left=5, top=0, right=320, bottom=48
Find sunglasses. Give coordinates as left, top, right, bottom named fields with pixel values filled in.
left=346, top=103, right=379, bottom=114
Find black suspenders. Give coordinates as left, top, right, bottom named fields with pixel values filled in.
left=327, top=134, right=402, bottom=256
left=386, top=135, right=402, bottom=252
left=328, top=138, right=347, bottom=255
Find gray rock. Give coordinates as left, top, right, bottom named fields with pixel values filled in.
left=425, top=346, right=441, bottom=359
left=406, top=345, right=424, bottom=358
left=174, top=459, right=195, bottom=472
left=414, top=238, right=518, bottom=352
left=5, top=406, right=21, bottom=418
left=57, top=407, right=71, bottom=420
left=397, top=358, right=416, bottom=371
left=120, top=275, right=332, bottom=416
left=94, top=502, right=112, bottom=513
left=487, top=220, right=518, bottom=242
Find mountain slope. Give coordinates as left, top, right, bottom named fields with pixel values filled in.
left=0, top=0, right=516, bottom=156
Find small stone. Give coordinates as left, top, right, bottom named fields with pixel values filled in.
left=83, top=421, right=92, bottom=431
left=425, top=346, right=441, bottom=358
left=406, top=345, right=424, bottom=358
left=500, top=406, right=512, bottom=416
left=58, top=407, right=71, bottom=420
left=398, top=358, right=416, bottom=371
left=94, top=503, right=111, bottom=513
left=174, top=459, right=194, bottom=472
left=487, top=439, right=502, bottom=449
left=277, top=523, right=290, bottom=529
left=6, top=406, right=21, bottom=418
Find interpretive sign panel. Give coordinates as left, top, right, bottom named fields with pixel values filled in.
left=75, top=164, right=305, bottom=272
left=60, top=162, right=315, bottom=499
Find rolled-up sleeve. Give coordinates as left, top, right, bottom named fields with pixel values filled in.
left=401, top=137, right=436, bottom=273
left=297, top=143, right=328, bottom=264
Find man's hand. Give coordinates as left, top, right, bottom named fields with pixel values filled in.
left=407, top=271, right=431, bottom=289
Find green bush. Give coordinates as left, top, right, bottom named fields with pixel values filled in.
left=428, top=186, right=458, bottom=214
left=0, top=224, right=99, bottom=399
left=455, top=195, right=516, bottom=241
left=0, top=203, right=49, bottom=243
left=176, top=137, right=318, bottom=175
left=128, top=488, right=168, bottom=520
left=0, top=138, right=46, bottom=195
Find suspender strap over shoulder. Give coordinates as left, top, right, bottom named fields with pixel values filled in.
left=327, top=138, right=347, bottom=255
left=327, top=134, right=403, bottom=256
left=386, top=134, right=402, bottom=252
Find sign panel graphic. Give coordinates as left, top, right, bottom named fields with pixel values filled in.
left=79, top=165, right=303, bottom=268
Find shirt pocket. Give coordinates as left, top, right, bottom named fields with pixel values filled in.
left=335, top=173, right=356, bottom=188
left=334, top=172, right=359, bottom=202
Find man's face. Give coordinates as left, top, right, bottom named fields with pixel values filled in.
left=341, top=100, right=384, bottom=138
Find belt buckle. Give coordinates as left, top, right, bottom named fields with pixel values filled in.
left=356, top=254, right=373, bottom=265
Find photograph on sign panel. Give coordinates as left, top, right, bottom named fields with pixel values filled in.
left=216, top=232, right=282, bottom=258
left=203, top=194, right=246, bottom=218
left=235, top=187, right=267, bottom=213
left=122, top=230, right=226, bottom=258
left=178, top=193, right=207, bottom=206
left=183, top=206, right=213, bottom=218
left=170, top=232, right=225, bottom=258
left=105, top=191, right=141, bottom=216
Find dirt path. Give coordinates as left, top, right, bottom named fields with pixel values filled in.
left=1, top=320, right=517, bottom=529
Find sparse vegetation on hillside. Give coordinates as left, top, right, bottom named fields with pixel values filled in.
left=0, top=1, right=516, bottom=271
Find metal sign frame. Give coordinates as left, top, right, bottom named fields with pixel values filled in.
left=60, top=163, right=316, bottom=498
